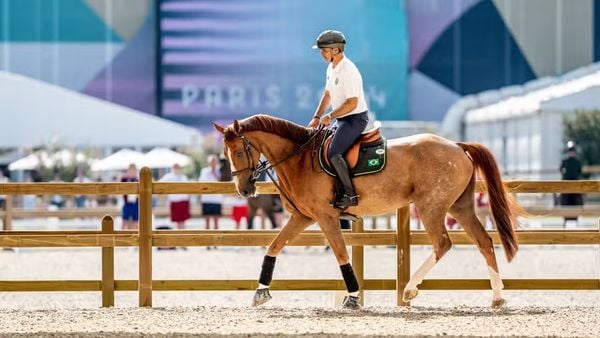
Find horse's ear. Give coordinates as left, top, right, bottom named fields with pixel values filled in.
left=212, top=122, right=225, bottom=135
left=233, top=120, right=241, bottom=134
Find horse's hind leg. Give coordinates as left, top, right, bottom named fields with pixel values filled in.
left=449, top=188, right=505, bottom=309
left=251, top=213, right=313, bottom=306
left=403, top=204, right=452, bottom=303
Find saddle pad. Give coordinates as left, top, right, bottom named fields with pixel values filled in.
left=319, top=139, right=386, bottom=177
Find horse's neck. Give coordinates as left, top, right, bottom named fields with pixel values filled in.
left=251, top=131, right=307, bottom=187
left=252, top=131, right=297, bottom=165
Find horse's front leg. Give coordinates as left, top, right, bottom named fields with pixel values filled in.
left=318, top=216, right=362, bottom=310
left=252, top=213, right=313, bottom=306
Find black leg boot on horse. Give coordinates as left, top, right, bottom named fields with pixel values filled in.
left=329, top=154, right=359, bottom=210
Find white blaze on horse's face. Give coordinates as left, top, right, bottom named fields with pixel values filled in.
left=226, top=142, right=257, bottom=198
left=226, top=147, right=238, bottom=173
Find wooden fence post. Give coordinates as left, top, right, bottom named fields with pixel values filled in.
left=2, top=195, right=12, bottom=231
left=139, top=167, right=153, bottom=307
left=101, top=215, right=114, bottom=307
left=351, top=217, right=365, bottom=305
left=396, top=206, right=411, bottom=306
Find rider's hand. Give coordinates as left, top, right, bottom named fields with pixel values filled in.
left=307, top=117, right=320, bottom=128
left=321, top=114, right=332, bottom=126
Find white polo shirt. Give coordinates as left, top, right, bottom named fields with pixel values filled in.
left=325, top=56, right=368, bottom=116
left=159, top=172, right=190, bottom=202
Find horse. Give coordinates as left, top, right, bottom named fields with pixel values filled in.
left=213, top=114, right=523, bottom=309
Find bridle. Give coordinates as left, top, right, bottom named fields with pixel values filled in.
left=229, top=125, right=325, bottom=212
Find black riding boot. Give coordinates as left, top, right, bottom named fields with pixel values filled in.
left=329, top=154, right=359, bottom=210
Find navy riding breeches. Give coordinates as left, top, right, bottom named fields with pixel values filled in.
left=328, top=111, right=369, bottom=159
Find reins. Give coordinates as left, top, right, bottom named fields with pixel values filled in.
left=231, top=124, right=326, bottom=213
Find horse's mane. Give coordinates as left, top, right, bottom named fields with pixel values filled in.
left=224, top=114, right=312, bottom=143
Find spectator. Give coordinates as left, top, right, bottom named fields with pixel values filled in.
left=559, top=144, right=584, bottom=227
left=159, top=163, right=191, bottom=230
left=231, top=196, right=249, bottom=230
left=121, top=164, right=139, bottom=230
left=199, top=155, right=223, bottom=230
left=72, top=167, right=91, bottom=208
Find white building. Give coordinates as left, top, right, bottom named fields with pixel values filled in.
left=441, top=63, right=600, bottom=180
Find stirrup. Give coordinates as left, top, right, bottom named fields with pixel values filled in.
left=331, top=194, right=359, bottom=210
left=340, top=212, right=360, bottom=222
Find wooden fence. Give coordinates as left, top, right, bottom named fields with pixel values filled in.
left=0, top=168, right=599, bottom=308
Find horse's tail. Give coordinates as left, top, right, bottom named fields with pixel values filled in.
left=457, top=142, right=521, bottom=262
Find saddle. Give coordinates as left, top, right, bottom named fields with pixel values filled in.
left=319, top=126, right=387, bottom=177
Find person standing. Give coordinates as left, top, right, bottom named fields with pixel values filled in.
left=121, top=164, right=139, bottom=230
left=559, top=144, right=584, bottom=227
left=159, top=163, right=191, bottom=230
left=199, top=155, right=223, bottom=230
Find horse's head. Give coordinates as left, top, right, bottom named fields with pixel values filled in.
left=213, top=120, right=260, bottom=198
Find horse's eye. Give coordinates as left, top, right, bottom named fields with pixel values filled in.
left=236, top=151, right=243, bottom=158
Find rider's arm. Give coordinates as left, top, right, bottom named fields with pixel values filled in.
left=313, top=90, right=331, bottom=120
left=329, top=97, right=358, bottom=119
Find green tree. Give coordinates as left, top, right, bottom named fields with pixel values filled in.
left=563, top=110, right=600, bottom=166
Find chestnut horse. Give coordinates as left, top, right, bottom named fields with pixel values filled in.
left=214, top=114, right=521, bottom=309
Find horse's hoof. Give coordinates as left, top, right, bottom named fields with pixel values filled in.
left=252, top=288, right=272, bottom=307
left=342, top=295, right=362, bottom=310
left=491, top=298, right=506, bottom=309
left=402, top=288, right=418, bottom=302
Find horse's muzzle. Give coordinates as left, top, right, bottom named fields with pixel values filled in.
left=240, top=185, right=256, bottom=198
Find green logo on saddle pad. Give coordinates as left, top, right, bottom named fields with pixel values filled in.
left=368, top=158, right=380, bottom=166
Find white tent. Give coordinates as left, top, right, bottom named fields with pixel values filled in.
left=8, top=150, right=93, bottom=171
left=143, top=147, right=192, bottom=169
left=0, top=71, right=201, bottom=148
left=91, top=149, right=145, bottom=171
left=8, top=152, right=52, bottom=171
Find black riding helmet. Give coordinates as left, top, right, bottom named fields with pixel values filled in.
left=312, top=30, right=346, bottom=51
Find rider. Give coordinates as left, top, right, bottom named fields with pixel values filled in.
left=308, top=30, right=369, bottom=210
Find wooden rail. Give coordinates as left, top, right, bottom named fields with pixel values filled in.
left=0, top=176, right=599, bottom=308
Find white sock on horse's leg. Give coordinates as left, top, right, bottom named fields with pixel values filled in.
left=487, top=266, right=504, bottom=300
left=258, top=283, right=269, bottom=289
left=406, top=253, right=437, bottom=290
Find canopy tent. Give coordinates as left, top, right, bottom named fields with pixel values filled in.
left=91, top=149, right=145, bottom=171
left=8, top=150, right=92, bottom=171
left=0, top=71, right=201, bottom=148
left=143, top=147, right=192, bottom=169
left=8, top=153, right=52, bottom=171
